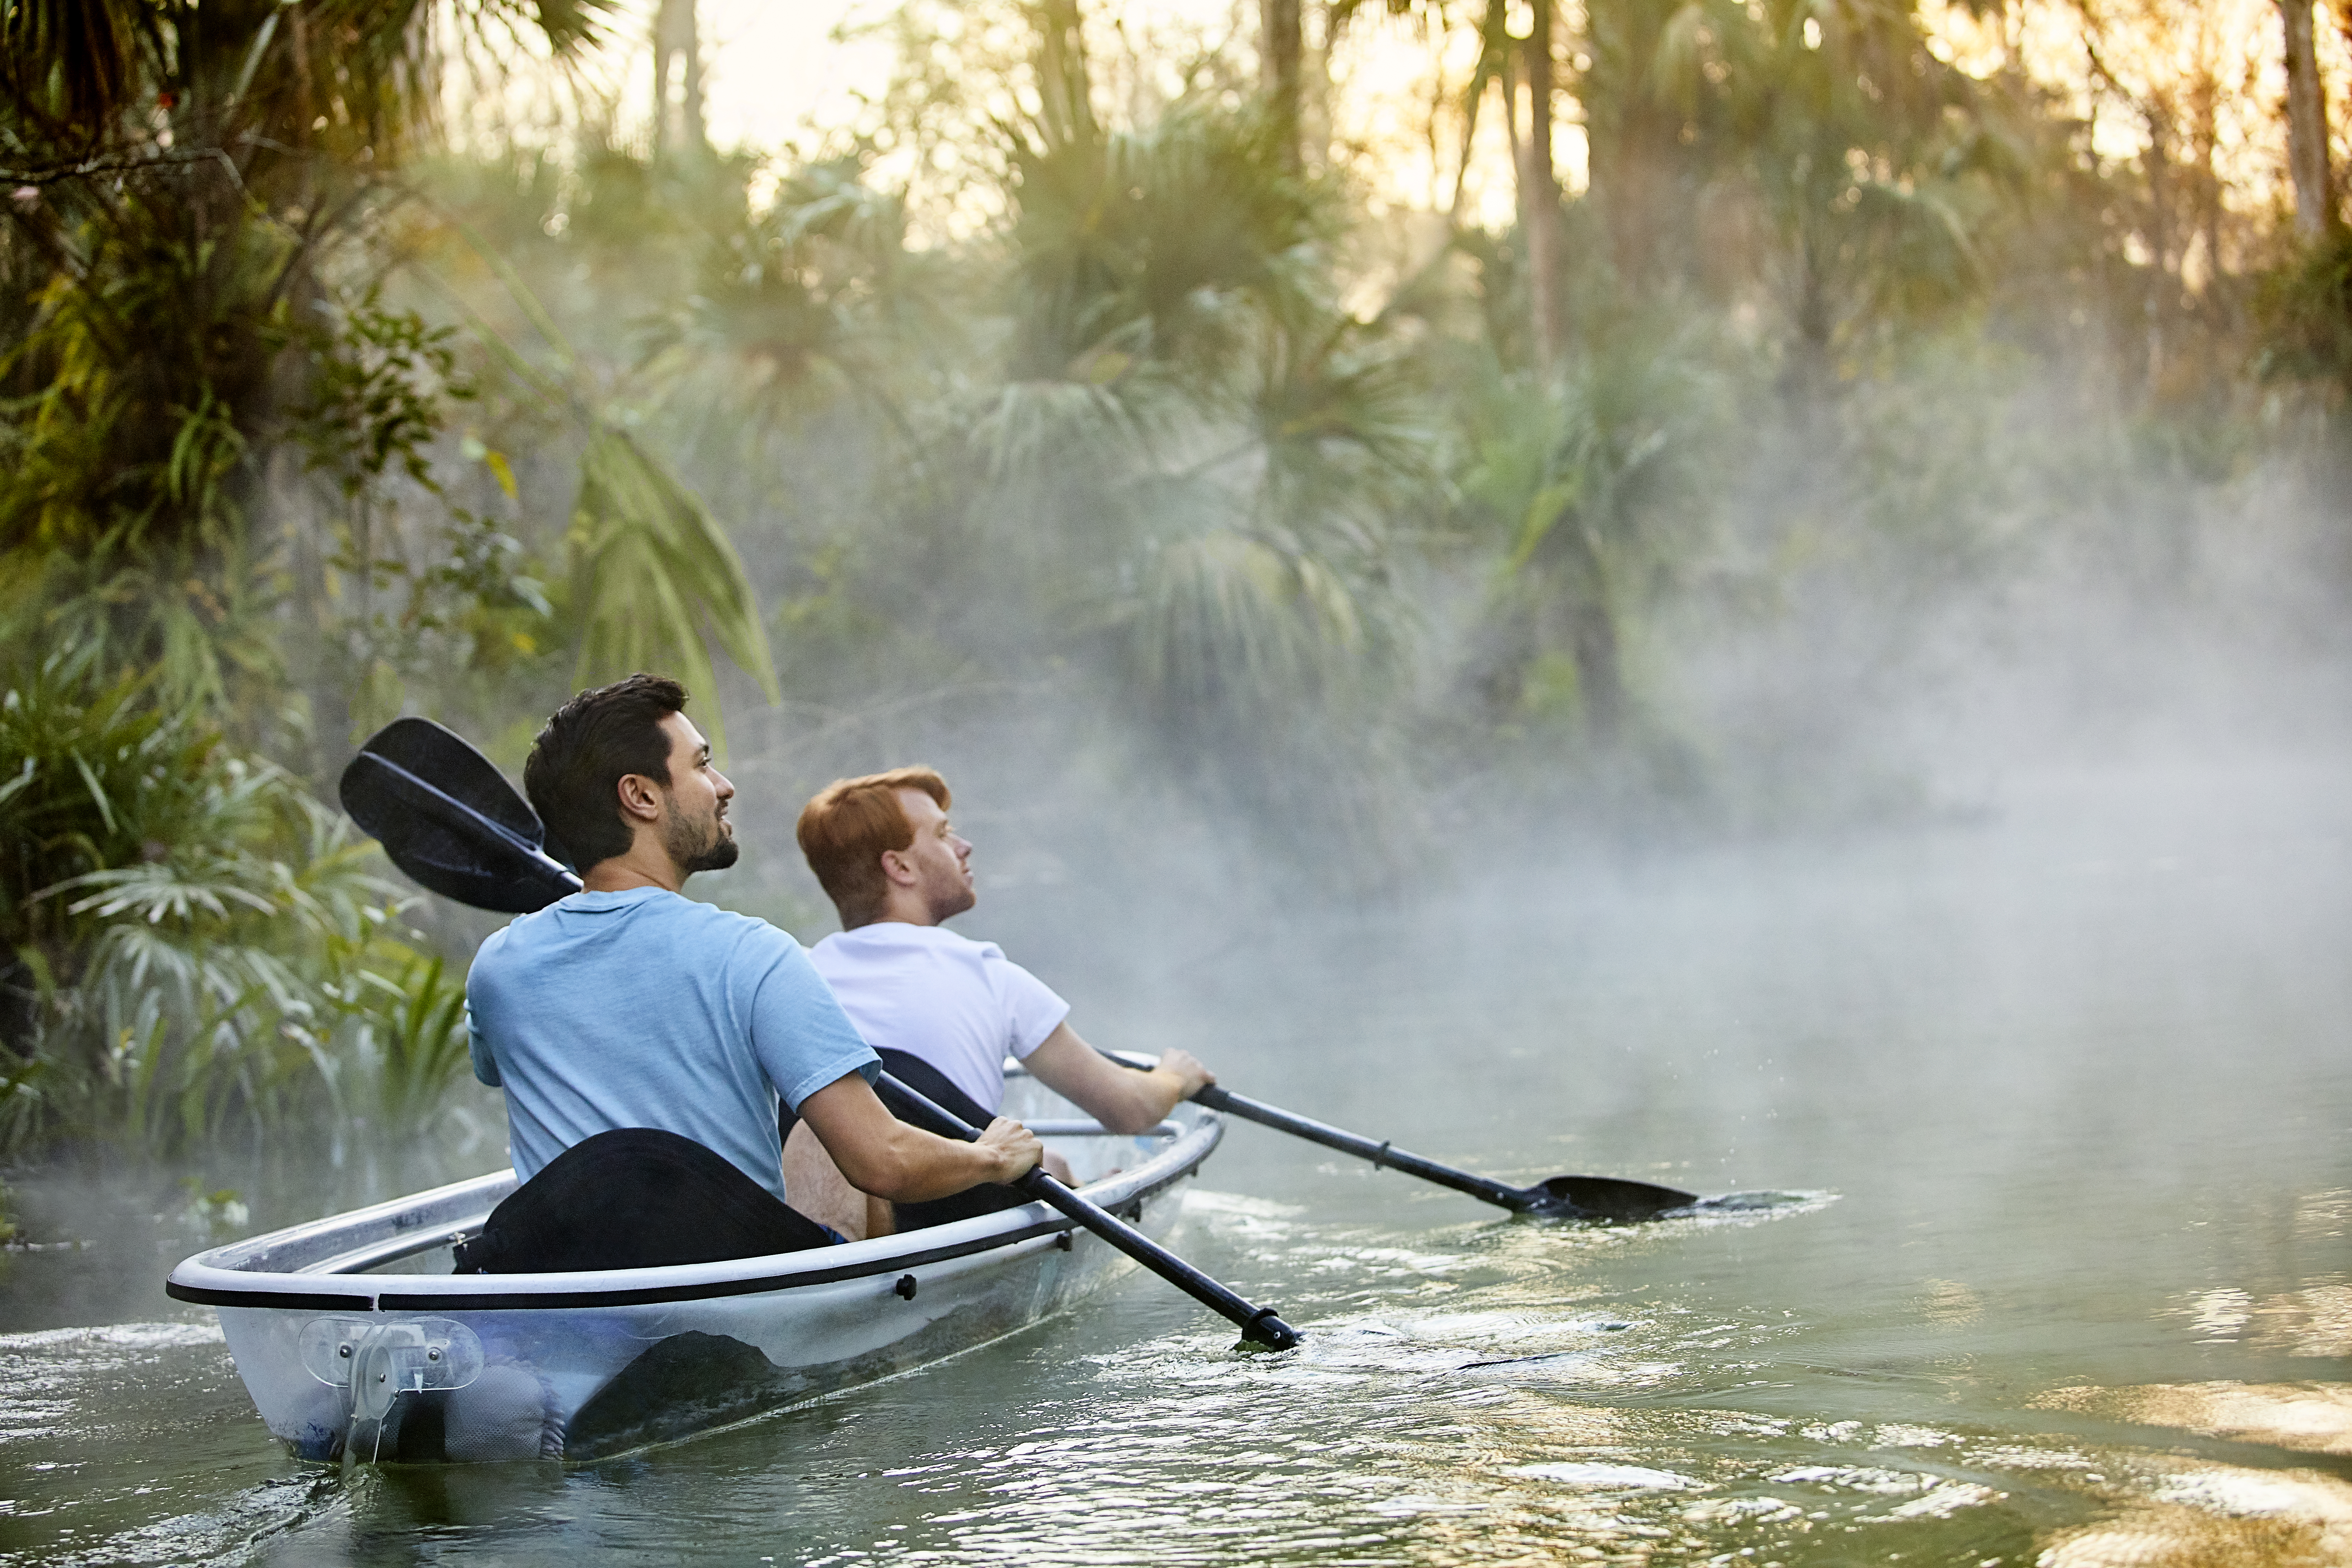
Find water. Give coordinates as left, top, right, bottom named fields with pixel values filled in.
left=5, top=757, right=2349, bottom=1565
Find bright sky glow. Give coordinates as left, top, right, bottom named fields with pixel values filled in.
left=565, top=0, right=2338, bottom=251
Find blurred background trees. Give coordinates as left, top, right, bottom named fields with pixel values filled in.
left=3, top=0, right=2347, bottom=1189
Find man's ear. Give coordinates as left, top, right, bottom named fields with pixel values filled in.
left=878, top=846, right=918, bottom=888
left=615, top=772, right=665, bottom=825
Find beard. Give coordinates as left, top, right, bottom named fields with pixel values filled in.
left=923, top=870, right=976, bottom=924
left=665, top=810, right=741, bottom=875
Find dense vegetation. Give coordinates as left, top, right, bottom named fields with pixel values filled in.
left=2, top=0, right=2347, bottom=1196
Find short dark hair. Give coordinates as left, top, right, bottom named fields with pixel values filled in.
left=523, top=674, right=689, bottom=871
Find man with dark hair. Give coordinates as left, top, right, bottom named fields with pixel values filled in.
left=461, top=676, right=1041, bottom=1272
left=780, top=766, right=1211, bottom=1239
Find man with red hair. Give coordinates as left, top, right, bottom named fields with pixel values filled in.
left=788, top=767, right=1215, bottom=1236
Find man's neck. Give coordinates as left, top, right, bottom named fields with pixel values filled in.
left=581, top=842, right=687, bottom=895
left=847, top=894, right=947, bottom=929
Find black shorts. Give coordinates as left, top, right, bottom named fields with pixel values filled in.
left=456, top=1127, right=838, bottom=1273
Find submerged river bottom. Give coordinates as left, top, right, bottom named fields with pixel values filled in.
left=4, top=758, right=2349, bottom=1565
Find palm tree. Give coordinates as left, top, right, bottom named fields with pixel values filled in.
left=1572, top=0, right=2004, bottom=378
left=1457, top=327, right=1716, bottom=742
left=0, top=0, right=775, bottom=763
left=980, top=24, right=1440, bottom=817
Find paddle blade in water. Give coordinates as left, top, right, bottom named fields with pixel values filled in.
left=1531, top=1175, right=1699, bottom=1223
left=340, top=720, right=574, bottom=915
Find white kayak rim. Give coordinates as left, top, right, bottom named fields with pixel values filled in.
left=165, top=1119, right=1209, bottom=1313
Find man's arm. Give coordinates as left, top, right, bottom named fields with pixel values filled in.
left=1023, top=1023, right=1213, bottom=1135
left=797, top=1071, right=1043, bottom=1203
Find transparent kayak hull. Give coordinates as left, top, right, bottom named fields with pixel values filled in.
left=167, top=1072, right=1220, bottom=1463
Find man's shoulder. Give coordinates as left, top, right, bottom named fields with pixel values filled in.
left=475, top=894, right=799, bottom=972
left=663, top=897, right=807, bottom=966
left=815, top=922, right=1006, bottom=965
left=463, top=912, right=525, bottom=982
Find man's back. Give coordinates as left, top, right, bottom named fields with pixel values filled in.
left=807, top=922, right=1067, bottom=1116
left=467, top=887, right=875, bottom=1201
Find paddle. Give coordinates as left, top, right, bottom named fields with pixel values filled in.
left=871, top=1075, right=1302, bottom=1350
left=338, top=719, right=1304, bottom=1352
left=1099, top=1050, right=1699, bottom=1222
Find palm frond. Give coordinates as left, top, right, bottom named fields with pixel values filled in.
left=569, top=428, right=782, bottom=749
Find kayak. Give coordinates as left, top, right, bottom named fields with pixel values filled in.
left=166, top=1066, right=1223, bottom=1464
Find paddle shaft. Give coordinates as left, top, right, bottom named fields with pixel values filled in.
left=1190, top=1084, right=1540, bottom=1213
left=874, top=1074, right=1303, bottom=1351
left=1098, top=1049, right=1563, bottom=1213
left=1095, top=1053, right=1697, bottom=1220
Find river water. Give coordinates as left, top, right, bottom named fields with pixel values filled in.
left=4, top=756, right=2349, bottom=1566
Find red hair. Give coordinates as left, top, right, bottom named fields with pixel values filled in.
left=796, top=767, right=951, bottom=925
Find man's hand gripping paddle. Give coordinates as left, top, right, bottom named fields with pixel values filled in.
left=873, top=1075, right=1301, bottom=1350
left=1102, top=1051, right=1698, bottom=1222
left=338, top=718, right=1304, bottom=1352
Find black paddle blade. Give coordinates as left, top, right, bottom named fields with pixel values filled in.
left=1526, top=1175, right=1700, bottom=1224
left=354, top=718, right=542, bottom=839
left=339, top=719, right=574, bottom=915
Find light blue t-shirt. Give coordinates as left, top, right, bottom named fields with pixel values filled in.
left=464, top=887, right=878, bottom=1203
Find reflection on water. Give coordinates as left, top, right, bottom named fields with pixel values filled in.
left=2039, top=1464, right=2352, bottom=1567
left=3, top=760, right=2349, bottom=1564
left=2032, top=1382, right=2352, bottom=1456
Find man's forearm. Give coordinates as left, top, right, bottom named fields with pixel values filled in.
left=799, top=1073, right=1038, bottom=1202
left=1113, top=1068, right=1188, bottom=1133
left=1028, top=1028, right=1212, bottom=1135
left=849, top=1121, right=1017, bottom=1203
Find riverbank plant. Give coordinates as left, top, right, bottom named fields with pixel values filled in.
left=0, top=654, right=473, bottom=1163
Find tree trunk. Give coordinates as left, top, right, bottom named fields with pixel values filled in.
left=1035, top=0, right=1099, bottom=152
left=1568, top=598, right=1624, bottom=744
left=1520, top=1, right=1563, bottom=367
left=2280, top=0, right=2333, bottom=237
left=1556, top=526, right=1625, bottom=744
left=653, top=0, right=706, bottom=159
left=2143, top=107, right=2175, bottom=386
left=1783, top=214, right=1834, bottom=399
left=1263, top=0, right=1303, bottom=169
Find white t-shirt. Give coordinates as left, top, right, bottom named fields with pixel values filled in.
left=808, top=923, right=1071, bottom=1114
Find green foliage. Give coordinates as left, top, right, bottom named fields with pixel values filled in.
left=2256, top=228, right=2352, bottom=399
left=0, top=0, right=606, bottom=732
left=0, top=653, right=235, bottom=963
left=283, top=286, right=560, bottom=742
left=0, top=660, right=473, bottom=1161
left=1458, top=325, right=1723, bottom=735
left=295, top=289, right=474, bottom=502
left=0, top=0, right=770, bottom=1166
left=569, top=427, right=780, bottom=745
left=427, top=233, right=784, bottom=747
left=362, top=952, right=472, bottom=1136
left=1007, top=103, right=1333, bottom=379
